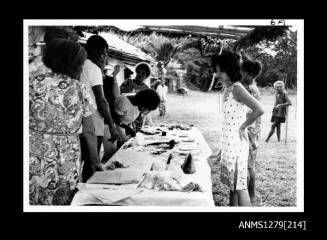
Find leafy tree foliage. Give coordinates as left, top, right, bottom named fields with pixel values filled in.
left=174, top=48, right=212, bottom=90
left=241, top=30, right=297, bottom=89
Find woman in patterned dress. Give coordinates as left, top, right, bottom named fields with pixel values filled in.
left=29, top=39, right=102, bottom=205
left=211, top=51, right=264, bottom=206
left=241, top=59, right=263, bottom=204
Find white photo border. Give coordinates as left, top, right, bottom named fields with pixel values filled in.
left=24, top=19, right=304, bottom=212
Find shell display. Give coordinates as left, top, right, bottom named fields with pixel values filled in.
left=151, top=159, right=167, bottom=171
left=165, top=154, right=184, bottom=183
left=154, top=175, right=182, bottom=191
left=182, top=182, right=203, bottom=192
left=138, top=171, right=158, bottom=189
left=137, top=170, right=182, bottom=191
left=181, top=153, right=196, bottom=174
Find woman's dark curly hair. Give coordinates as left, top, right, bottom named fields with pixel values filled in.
left=44, top=27, right=72, bottom=44
left=43, top=38, right=87, bottom=78
left=241, top=60, right=262, bottom=78
left=135, top=89, right=161, bottom=111
left=135, top=62, right=151, bottom=78
left=211, top=50, right=242, bottom=82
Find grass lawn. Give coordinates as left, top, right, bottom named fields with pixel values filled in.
left=151, top=90, right=298, bottom=207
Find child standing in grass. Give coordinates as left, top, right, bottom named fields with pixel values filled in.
left=266, top=80, right=292, bottom=143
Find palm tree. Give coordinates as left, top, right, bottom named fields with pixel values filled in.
left=118, top=32, right=151, bottom=53
left=145, top=33, right=184, bottom=68
left=113, top=32, right=182, bottom=80
left=136, top=33, right=192, bottom=87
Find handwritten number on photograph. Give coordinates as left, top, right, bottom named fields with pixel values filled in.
left=271, top=19, right=285, bottom=26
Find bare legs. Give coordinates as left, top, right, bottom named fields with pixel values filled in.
left=229, top=190, right=251, bottom=206
left=237, top=190, right=252, bottom=206
left=101, top=125, right=117, bottom=164
left=229, top=164, right=252, bottom=206
left=247, top=168, right=255, bottom=204
left=266, top=122, right=281, bottom=142
left=229, top=191, right=238, bottom=206
left=276, top=124, right=281, bottom=141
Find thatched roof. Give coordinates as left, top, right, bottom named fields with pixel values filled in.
left=130, top=25, right=254, bottom=40
left=125, top=25, right=290, bottom=50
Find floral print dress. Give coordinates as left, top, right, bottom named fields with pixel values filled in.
left=29, top=72, right=94, bottom=205
left=29, top=55, right=51, bottom=78
left=219, top=82, right=249, bottom=191
left=245, top=84, right=261, bottom=169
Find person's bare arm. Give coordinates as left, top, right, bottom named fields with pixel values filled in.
left=233, top=84, right=264, bottom=141
left=116, top=125, right=130, bottom=142
left=81, top=115, right=103, bottom=172
left=92, top=85, right=121, bottom=141
left=111, top=65, right=121, bottom=99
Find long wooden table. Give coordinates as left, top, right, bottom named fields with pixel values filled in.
left=71, top=126, right=215, bottom=207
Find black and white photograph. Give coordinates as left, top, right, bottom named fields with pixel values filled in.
left=24, top=19, right=303, bottom=213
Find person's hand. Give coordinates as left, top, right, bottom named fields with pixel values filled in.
left=124, top=125, right=136, bottom=137
left=118, top=136, right=130, bottom=144
left=113, top=65, right=121, bottom=77
left=91, top=162, right=104, bottom=172
left=239, top=126, right=247, bottom=142
left=109, top=126, right=123, bottom=142
left=275, top=104, right=282, bottom=109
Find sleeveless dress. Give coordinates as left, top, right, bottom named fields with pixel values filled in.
left=219, top=82, right=249, bottom=191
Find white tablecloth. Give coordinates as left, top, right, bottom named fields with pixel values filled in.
left=71, top=127, right=215, bottom=207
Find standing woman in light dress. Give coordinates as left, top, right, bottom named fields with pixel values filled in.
left=211, top=51, right=264, bottom=206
